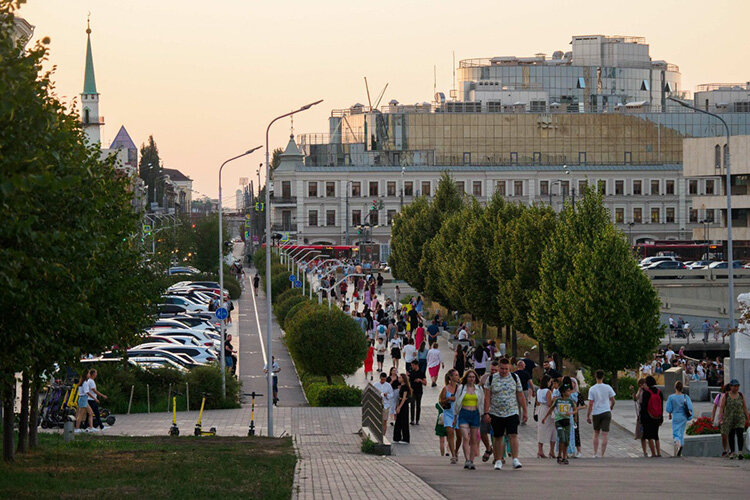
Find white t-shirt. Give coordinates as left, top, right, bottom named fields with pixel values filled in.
left=78, top=379, right=90, bottom=398
left=389, top=338, right=402, bottom=350
left=696, top=364, right=705, bottom=379
left=264, top=361, right=280, bottom=378
left=403, top=344, right=417, bottom=362
left=641, top=363, right=652, bottom=375
left=665, top=349, right=675, bottom=363
left=536, top=387, right=551, bottom=405
left=376, top=342, right=387, bottom=355
left=87, top=379, right=97, bottom=400
left=457, top=329, right=468, bottom=340
left=587, top=383, right=616, bottom=415
left=373, top=381, right=393, bottom=405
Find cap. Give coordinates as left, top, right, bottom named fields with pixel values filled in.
left=729, top=379, right=740, bottom=386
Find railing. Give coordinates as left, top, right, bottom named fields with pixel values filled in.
left=696, top=82, right=750, bottom=92
left=645, top=268, right=750, bottom=281
left=269, top=195, right=296, bottom=204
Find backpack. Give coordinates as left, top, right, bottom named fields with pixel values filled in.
left=647, top=388, right=663, bottom=419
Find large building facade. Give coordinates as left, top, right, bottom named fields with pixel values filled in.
left=272, top=35, right=750, bottom=250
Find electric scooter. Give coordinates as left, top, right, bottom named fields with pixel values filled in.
left=243, top=391, right=263, bottom=436
left=168, top=391, right=182, bottom=436
left=194, top=392, right=217, bottom=436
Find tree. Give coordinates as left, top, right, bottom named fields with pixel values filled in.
left=0, top=4, right=162, bottom=460
left=138, top=135, right=162, bottom=207
left=270, top=147, right=283, bottom=170
left=285, top=306, right=368, bottom=384
left=389, top=196, right=430, bottom=290
left=190, top=214, right=230, bottom=272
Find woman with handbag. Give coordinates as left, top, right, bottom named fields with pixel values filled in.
left=666, top=381, right=693, bottom=457
left=719, top=379, right=750, bottom=459
left=393, top=374, right=412, bottom=444
left=439, top=369, right=462, bottom=464
left=455, top=369, right=484, bottom=469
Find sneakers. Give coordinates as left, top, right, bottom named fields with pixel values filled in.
left=574, top=451, right=582, bottom=458
left=464, top=460, right=471, bottom=469
left=593, top=453, right=599, bottom=458
left=494, top=460, right=503, bottom=470
left=468, top=461, right=476, bottom=470
left=512, top=458, right=522, bottom=469
left=74, top=429, right=83, bottom=434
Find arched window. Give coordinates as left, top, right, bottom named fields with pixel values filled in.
left=83, top=108, right=90, bottom=124
left=723, top=144, right=729, bottom=168
left=715, top=144, right=721, bottom=169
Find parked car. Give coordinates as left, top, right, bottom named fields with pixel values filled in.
left=639, top=256, right=676, bottom=268
left=168, top=315, right=219, bottom=331
left=157, top=303, right=188, bottom=316
left=167, top=266, right=201, bottom=276
left=144, top=328, right=219, bottom=349
left=132, top=343, right=217, bottom=365
left=686, top=260, right=711, bottom=269
left=152, top=318, right=217, bottom=332
left=101, top=348, right=197, bottom=369
left=161, top=295, right=209, bottom=312
left=708, top=260, right=743, bottom=269
left=143, top=335, right=202, bottom=347
left=646, top=260, right=686, bottom=270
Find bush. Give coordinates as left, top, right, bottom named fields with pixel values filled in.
left=275, top=295, right=308, bottom=324
left=284, top=299, right=317, bottom=331
left=185, top=365, right=242, bottom=409
left=274, top=287, right=302, bottom=306
left=686, top=417, right=719, bottom=435
left=361, top=436, right=377, bottom=454
left=615, top=376, right=639, bottom=400
left=313, top=384, right=362, bottom=406
left=271, top=271, right=293, bottom=298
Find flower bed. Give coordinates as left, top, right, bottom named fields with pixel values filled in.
left=686, top=417, right=720, bottom=436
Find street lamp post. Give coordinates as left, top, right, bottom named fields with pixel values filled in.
left=218, top=146, right=262, bottom=399
left=628, top=222, right=635, bottom=248
left=265, top=100, right=323, bottom=436
left=345, top=180, right=353, bottom=245
left=668, top=96, right=735, bottom=379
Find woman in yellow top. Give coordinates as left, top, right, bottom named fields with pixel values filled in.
left=454, top=369, right=484, bottom=470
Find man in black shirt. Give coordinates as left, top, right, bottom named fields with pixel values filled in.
left=408, top=359, right=426, bottom=425
left=407, top=307, right=419, bottom=333
left=513, top=360, right=534, bottom=408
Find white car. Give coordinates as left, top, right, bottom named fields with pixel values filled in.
left=161, top=295, right=209, bottom=312
left=639, top=256, right=676, bottom=268
left=132, top=343, right=218, bottom=365
left=152, top=318, right=217, bottom=332
left=143, top=328, right=218, bottom=349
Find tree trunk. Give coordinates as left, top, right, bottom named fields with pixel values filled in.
left=481, top=321, right=487, bottom=339
left=610, top=370, right=619, bottom=393
left=326, top=374, right=332, bottom=385
left=2, top=383, right=15, bottom=463
left=511, top=326, right=518, bottom=359
left=504, top=325, right=511, bottom=352
left=538, top=343, right=545, bottom=369
left=29, top=374, right=40, bottom=449
left=16, top=374, right=29, bottom=454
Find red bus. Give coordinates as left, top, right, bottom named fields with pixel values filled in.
left=634, top=242, right=722, bottom=261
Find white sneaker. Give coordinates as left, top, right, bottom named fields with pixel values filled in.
left=89, top=427, right=101, bottom=432
left=494, top=460, right=503, bottom=470
left=512, top=458, right=522, bottom=469
left=574, top=451, right=582, bottom=458
left=74, top=429, right=83, bottom=434
left=593, top=454, right=599, bottom=458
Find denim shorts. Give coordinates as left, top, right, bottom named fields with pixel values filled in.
left=78, top=395, right=89, bottom=409
left=458, top=408, right=481, bottom=428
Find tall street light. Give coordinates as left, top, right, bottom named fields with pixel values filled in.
left=668, top=96, right=735, bottom=379
left=265, top=100, right=323, bottom=436
left=218, top=146, right=262, bottom=399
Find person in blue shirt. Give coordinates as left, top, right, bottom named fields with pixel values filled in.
left=665, top=380, right=693, bottom=457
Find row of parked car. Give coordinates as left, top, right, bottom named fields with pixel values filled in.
left=84, top=281, right=231, bottom=372
left=639, top=255, right=745, bottom=271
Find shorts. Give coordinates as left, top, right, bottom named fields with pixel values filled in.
left=443, top=411, right=457, bottom=429
left=555, top=422, right=570, bottom=444
left=480, top=417, right=494, bottom=436
left=376, top=354, right=385, bottom=363
left=458, top=408, right=481, bottom=428
left=391, top=348, right=401, bottom=359
left=78, top=395, right=89, bottom=409
left=592, top=411, right=612, bottom=432
left=490, top=414, right=519, bottom=438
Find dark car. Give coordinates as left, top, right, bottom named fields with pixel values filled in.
left=647, top=260, right=686, bottom=270
left=157, top=304, right=187, bottom=316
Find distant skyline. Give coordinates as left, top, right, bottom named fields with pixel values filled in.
left=18, top=0, right=750, bottom=200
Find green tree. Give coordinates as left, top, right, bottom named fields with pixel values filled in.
left=0, top=3, right=162, bottom=460
left=270, top=147, right=283, bottom=170
left=285, top=306, right=368, bottom=384
left=389, top=196, right=430, bottom=290
left=138, top=135, right=162, bottom=207
left=190, top=214, right=230, bottom=273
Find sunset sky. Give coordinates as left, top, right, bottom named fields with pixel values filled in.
left=18, top=0, right=749, bottom=206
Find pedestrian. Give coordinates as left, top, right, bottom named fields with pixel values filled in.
left=417, top=341, right=428, bottom=375
left=666, top=380, right=693, bottom=457
left=478, top=367, right=495, bottom=463
left=388, top=367, right=400, bottom=426
left=377, top=272, right=384, bottom=294
left=456, top=369, right=483, bottom=469
left=225, top=334, right=238, bottom=376
left=542, top=382, right=577, bottom=464
left=513, top=360, right=533, bottom=410
left=640, top=375, right=664, bottom=457
left=263, top=356, right=281, bottom=405
left=394, top=285, right=401, bottom=305
left=718, top=379, right=749, bottom=459
left=409, top=359, right=426, bottom=425
left=439, top=369, right=461, bottom=464
left=86, top=369, right=107, bottom=430
left=427, top=319, right=440, bottom=346
left=393, top=374, right=412, bottom=444
left=389, top=334, right=403, bottom=370
left=375, top=337, right=387, bottom=372
left=403, top=338, right=417, bottom=374
left=712, top=383, right=731, bottom=455
left=414, top=322, right=425, bottom=351
left=74, top=371, right=94, bottom=433
left=373, top=372, right=394, bottom=436
left=702, top=319, right=711, bottom=343
left=473, top=344, right=489, bottom=377
left=535, top=374, right=556, bottom=459
left=483, top=358, right=528, bottom=470
left=364, top=340, right=375, bottom=381
left=632, top=378, right=649, bottom=457
left=586, top=369, right=616, bottom=458
left=253, top=273, right=260, bottom=296
left=453, top=345, right=466, bottom=378
left=427, top=342, right=443, bottom=387
left=435, top=402, right=448, bottom=457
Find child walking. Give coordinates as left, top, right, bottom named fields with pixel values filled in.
left=542, top=383, right=578, bottom=464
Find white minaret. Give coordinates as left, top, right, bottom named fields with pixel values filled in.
left=81, top=18, right=102, bottom=144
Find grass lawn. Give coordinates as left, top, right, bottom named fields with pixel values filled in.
left=1, top=433, right=296, bottom=499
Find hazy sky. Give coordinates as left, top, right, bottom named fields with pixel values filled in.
left=18, top=0, right=749, bottom=205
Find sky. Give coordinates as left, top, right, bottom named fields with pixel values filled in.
left=18, top=0, right=749, bottom=206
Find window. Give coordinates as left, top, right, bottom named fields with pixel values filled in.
left=326, top=182, right=335, bottom=197
left=633, top=180, right=642, bottom=195
left=422, top=181, right=431, bottom=197
left=576, top=77, right=586, bottom=89
left=308, top=210, right=318, bottom=227
left=689, top=180, right=698, bottom=195
left=308, top=182, right=318, bottom=197
left=624, top=152, right=632, bottom=165
left=472, top=181, right=482, bottom=197
left=351, top=182, right=361, bottom=197
left=615, top=180, right=624, bottom=195
left=640, top=79, right=650, bottom=91
left=510, top=152, right=518, bottom=165
left=633, top=208, right=642, bottom=223
left=282, top=210, right=291, bottom=229
left=387, top=181, right=396, bottom=197
left=369, top=181, right=379, bottom=197
left=705, top=180, right=715, bottom=195
left=463, top=152, right=471, bottom=165
left=666, top=207, right=675, bottom=223
left=352, top=210, right=361, bottom=226
left=560, top=181, right=570, bottom=196
left=455, top=181, right=465, bottom=194
left=650, top=180, right=660, bottom=195
left=514, top=181, right=523, bottom=196
left=325, top=210, right=335, bottom=226
left=496, top=180, right=506, bottom=196
left=578, top=180, right=587, bottom=194
left=651, top=207, right=660, bottom=223
left=404, top=181, right=413, bottom=196
left=281, top=181, right=291, bottom=198
left=539, top=181, right=549, bottom=196
left=689, top=208, right=698, bottom=223
left=533, top=152, right=542, bottom=165
left=598, top=180, right=606, bottom=195
left=615, top=208, right=624, bottom=223
left=370, top=211, right=379, bottom=226
left=704, top=209, right=714, bottom=223
left=665, top=180, right=675, bottom=195
left=578, top=152, right=587, bottom=165
left=715, top=145, right=721, bottom=169
left=387, top=209, right=396, bottom=225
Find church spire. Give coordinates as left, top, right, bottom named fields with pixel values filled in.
left=83, top=15, right=97, bottom=95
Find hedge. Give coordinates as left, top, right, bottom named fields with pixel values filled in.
left=274, top=287, right=302, bottom=306
left=284, top=299, right=317, bottom=331
left=275, top=295, right=308, bottom=324
left=306, top=383, right=362, bottom=406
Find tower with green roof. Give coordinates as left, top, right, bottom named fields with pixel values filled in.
left=81, top=17, right=102, bottom=144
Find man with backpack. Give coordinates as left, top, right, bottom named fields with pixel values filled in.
left=483, top=358, right=528, bottom=470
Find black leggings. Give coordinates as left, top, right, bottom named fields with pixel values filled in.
left=728, top=427, right=745, bottom=453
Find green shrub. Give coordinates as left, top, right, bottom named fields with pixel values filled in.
left=361, top=436, right=377, bottom=454
left=185, top=365, right=242, bottom=409
left=284, top=299, right=317, bottom=331
left=274, top=287, right=302, bottom=306
left=271, top=270, right=293, bottom=298
left=313, top=384, right=362, bottom=406
left=275, top=295, right=308, bottom=324
left=615, top=376, right=638, bottom=400
left=223, top=274, right=242, bottom=300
